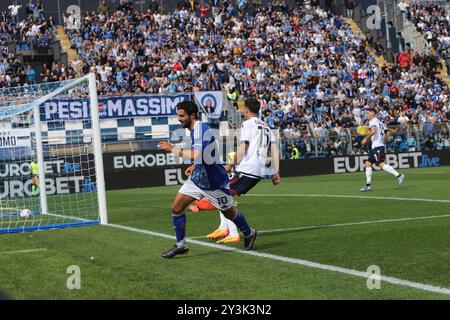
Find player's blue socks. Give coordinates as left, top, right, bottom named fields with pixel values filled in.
left=172, top=212, right=186, bottom=246
left=231, top=211, right=252, bottom=237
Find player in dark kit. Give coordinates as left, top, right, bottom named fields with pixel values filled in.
left=196, top=98, right=281, bottom=243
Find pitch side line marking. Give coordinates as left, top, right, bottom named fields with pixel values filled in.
left=407, top=171, right=447, bottom=174
left=188, top=214, right=450, bottom=239
left=247, top=193, right=450, bottom=203
left=110, top=194, right=450, bottom=206
left=106, top=223, right=450, bottom=296
left=0, top=248, right=47, bottom=255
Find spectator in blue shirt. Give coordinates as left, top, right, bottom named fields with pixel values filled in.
left=266, top=111, right=276, bottom=129
left=26, top=64, right=36, bottom=84
left=406, top=133, right=417, bottom=151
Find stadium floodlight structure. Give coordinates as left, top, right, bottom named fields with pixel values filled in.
left=0, top=73, right=107, bottom=234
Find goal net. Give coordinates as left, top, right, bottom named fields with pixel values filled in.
left=0, top=73, right=107, bottom=234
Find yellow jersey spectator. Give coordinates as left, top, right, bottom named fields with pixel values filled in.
left=290, top=145, right=300, bottom=159
left=29, top=159, right=39, bottom=195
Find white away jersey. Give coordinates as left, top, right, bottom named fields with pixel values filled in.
left=369, top=118, right=386, bottom=149
left=236, top=117, right=276, bottom=178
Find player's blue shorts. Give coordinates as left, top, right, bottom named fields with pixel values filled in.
left=367, top=146, right=386, bottom=165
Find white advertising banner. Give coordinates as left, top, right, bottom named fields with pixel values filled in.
left=0, top=129, right=31, bottom=149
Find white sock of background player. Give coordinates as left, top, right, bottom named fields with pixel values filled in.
left=226, top=218, right=239, bottom=238
left=218, top=212, right=228, bottom=229
left=382, top=164, right=400, bottom=178
left=366, top=166, right=373, bottom=185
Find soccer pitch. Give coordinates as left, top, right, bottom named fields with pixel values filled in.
left=1, top=166, right=450, bottom=300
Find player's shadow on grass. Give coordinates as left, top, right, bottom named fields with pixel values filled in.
left=173, top=250, right=226, bottom=259
left=389, top=185, right=416, bottom=191
left=169, top=241, right=290, bottom=258
left=251, top=241, right=289, bottom=251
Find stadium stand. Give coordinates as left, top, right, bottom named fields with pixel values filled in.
left=0, top=0, right=449, bottom=158
left=405, top=0, right=450, bottom=83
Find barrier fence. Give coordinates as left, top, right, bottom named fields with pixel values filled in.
left=101, top=148, right=450, bottom=190
left=2, top=121, right=447, bottom=190
left=96, top=122, right=450, bottom=191
left=279, top=123, right=450, bottom=160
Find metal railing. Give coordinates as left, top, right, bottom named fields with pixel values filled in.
left=12, top=39, right=54, bottom=58
left=280, top=122, right=450, bottom=160
left=40, top=121, right=450, bottom=158
left=223, top=93, right=243, bottom=129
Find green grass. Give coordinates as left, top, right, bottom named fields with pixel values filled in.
left=1, top=166, right=450, bottom=299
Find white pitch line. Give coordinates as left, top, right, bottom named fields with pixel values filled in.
left=110, top=193, right=450, bottom=206
left=259, top=214, right=450, bottom=233
left=407, top=172, right=447, bottom=174
left=106, top=223, right=450, bottom=296
left=0, top=248, right=47, bottom=255
left=247, top=193, right=450, bottom=204
left=189, top=214, right=450, bottom=239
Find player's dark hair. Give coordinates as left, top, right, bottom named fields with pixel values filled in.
left=245, top=97, right=260, bottom=114
left=177, top=101, right=198, bottom=119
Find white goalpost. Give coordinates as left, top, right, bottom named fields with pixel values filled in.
left=0, top=73, right=107, bottom=234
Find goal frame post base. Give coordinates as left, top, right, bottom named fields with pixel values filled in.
left=0, top=220, right=100, bottom=234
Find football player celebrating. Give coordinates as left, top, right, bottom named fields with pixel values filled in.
left=158, top=101, right=258, bottom=258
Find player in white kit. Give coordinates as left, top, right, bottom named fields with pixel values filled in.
left=360, top=107, right=405, bottom=192
left=202, top=98, right=281, bottom=243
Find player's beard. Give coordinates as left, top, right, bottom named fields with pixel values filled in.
left=180, top=118, right=192, bottom=129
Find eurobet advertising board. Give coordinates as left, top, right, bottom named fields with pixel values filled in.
left=332, top=151, right=447, bottom=174
left=100, top=150, right=450, bottom=190
left=103, top=151, right=189, bottom=190
left=0, top=155, right=96, bottom=198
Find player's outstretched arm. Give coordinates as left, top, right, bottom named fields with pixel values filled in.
left=271, top=143, right=281, bottom=185
left=158, top=141, right=201, bottom=161
left=223, top=163, right=234, bottom=173
left=185, top=164, right=195, bottom=176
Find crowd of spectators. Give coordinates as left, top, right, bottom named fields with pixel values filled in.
left=0, top=1, right=56, bottom=88
left=64, top=0, right=270, bottom=95
left=57, top=1, right=450, bottom=157
left=404, top=0, right=450, bottom=68
left=1, top=1, right=55, bottom=50
left=1, top=0, right=450, bottom=158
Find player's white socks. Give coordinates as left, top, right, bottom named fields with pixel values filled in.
left=177, top=239, right=187, bottom=248
left=226, top=218, right=239, bottom=237
left=218, top=212, right=239, bottom=237
left=366, top=166, right=372, bottom=185
left=219, top=212, right=228, bottom=229
left=382, top=164, right=400, bottom=177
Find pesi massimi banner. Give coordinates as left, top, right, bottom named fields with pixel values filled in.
left=40, top=94, right=193, bottom=121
